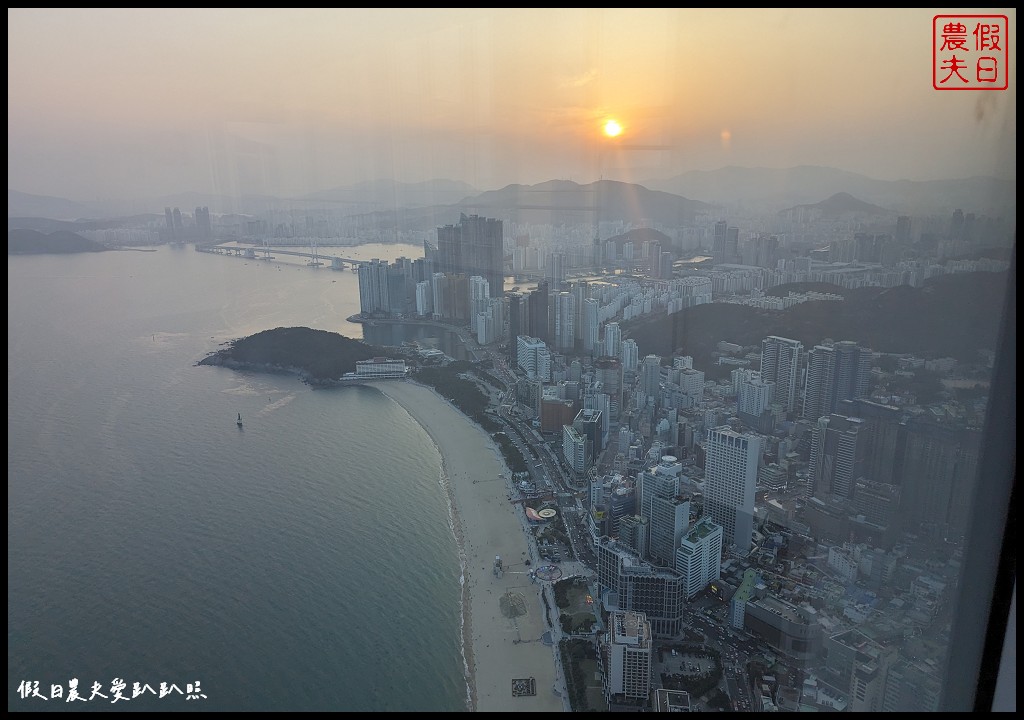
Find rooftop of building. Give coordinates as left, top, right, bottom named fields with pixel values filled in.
left=684, top=517, right=720, bottom=543
left=749, top=594, right=816, bottom=625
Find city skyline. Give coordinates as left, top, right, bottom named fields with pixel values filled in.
left=10, top=204, right=1015, bottom=709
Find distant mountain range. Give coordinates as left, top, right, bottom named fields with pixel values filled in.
left=9, top=179, right=711, bottom=233
left=8, top=165, right=1015, bottom=226
left=7, top=213, right=163, bottom=235
left=778, top=192, right=896, bottom=221
left=457, top=179, right=710, bottom=227
left=7, top=191, right=99, bottom=222
left=641, top=165, right=1016, bottom=217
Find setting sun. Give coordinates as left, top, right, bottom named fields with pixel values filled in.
left=603, top=119, right=622, bottom=138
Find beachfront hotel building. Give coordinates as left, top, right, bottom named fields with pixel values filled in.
left=352, top=358, right=409, bottom=379
left=596, top=537, right=686, bottom=637
left=600, top=610, right=653, bottom=704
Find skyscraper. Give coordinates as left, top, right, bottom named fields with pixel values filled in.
left=621, top=339, right=639, bottom=373
left=583, top=391, right=611, bottom=448
left=528, top=281, right=549, bottom=343
left=899, top=418, right=982, bottom=540
left=546, top=251, right=566, bottom=285
left=517, top=336, right=551, bottom=382
left=554, top=292, right=575, bottom=353
left=602, top=611, right=653, bottom=703
left=603, top=321, right=622, bottom=359
left=469, top=275, right=490, bottom=335
left=760, top=336, right=803, bottom=414
left=357, top=258, right=391, bottom=315
left=429, top=272, right=470, bottom=323
left=432, top=214, right=504, bottom=298
left=838, top=398, right=903, bottom=486
left=640, top=355, right=662, bottom=403
left=725, top=226, right=739, bottom=264
left=638, top=456, right=689, bottom=567
left=737, top=375, right=774, bottom=416
left=704, top=426, right=761, bottom=553
left=194, top=206, right=212, bottom=242
left=596, top=538, right=687, bottom=637
left=594, top=356, right=624, bottom=419
left=582, top=297, right=600, bottom=356
left=507, top=292, right=526, bottom=364
left=415, top=280, right=433, bottom=316
left=571, top=281, right=589, bottom=343
left=749, top=233, right=779, bottom=269
left=674, top=517, right=723, bottom=599
left=803, top=341, right=872, bottom=421
left=712, top=220, right=727, bottom=265
left=809, top=413, right=867, bottom=501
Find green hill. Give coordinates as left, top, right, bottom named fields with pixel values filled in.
left=626, top=271, right=1009, bottom=379
left=8, top=228, right=107, bottom=254
left=198, top=327, right=394, bottom=383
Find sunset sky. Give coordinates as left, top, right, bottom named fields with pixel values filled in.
left=7, top=8, right=1017, bottom=200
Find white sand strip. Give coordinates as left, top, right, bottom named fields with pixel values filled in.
left=374, top=380, right=564, bottom=712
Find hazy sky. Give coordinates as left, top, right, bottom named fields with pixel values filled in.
left=7, top=8, right=1017, bottom=200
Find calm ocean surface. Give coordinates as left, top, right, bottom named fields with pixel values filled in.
left=8, top=244, right=469, bottom=711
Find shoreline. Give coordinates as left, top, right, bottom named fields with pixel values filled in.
left=373, top=379, right=563, bottom=712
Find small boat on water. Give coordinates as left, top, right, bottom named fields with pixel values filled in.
left=236, top=412, right=243, bottom=428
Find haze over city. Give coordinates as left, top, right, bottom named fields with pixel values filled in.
left=8, top=7, right=1015, bottom=714
left=7, top=8, right=1017, bottom=202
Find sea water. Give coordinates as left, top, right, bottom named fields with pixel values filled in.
left=8, top=244, right=468, bottom=711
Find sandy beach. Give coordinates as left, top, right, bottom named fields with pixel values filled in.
left=375, top=380, right=564, bottom=712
